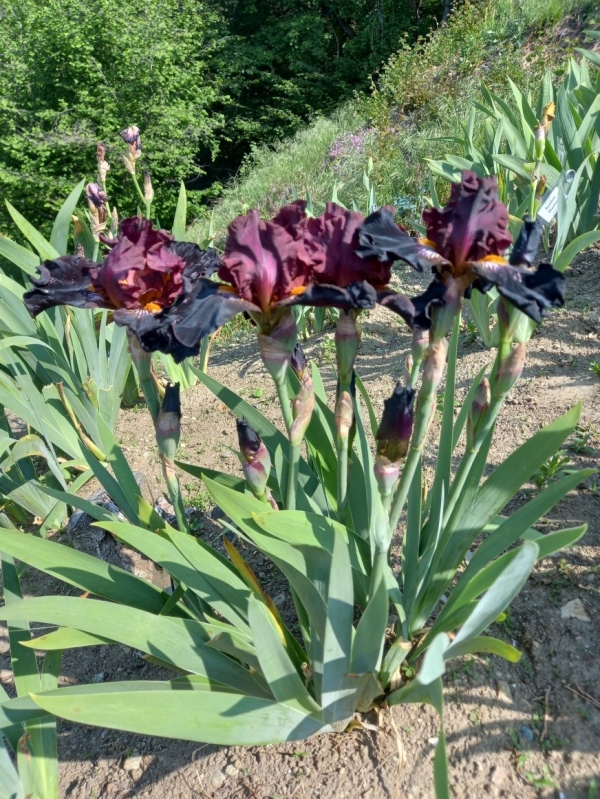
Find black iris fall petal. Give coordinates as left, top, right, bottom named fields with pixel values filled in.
left=286, top=280, right=378, bottom=311
left=114, top=278, right=250, bottom=363
left=471, top=261, right=565, bottom=323
left=356, top=208, right=443, bottom=272
left=24, top=256, right=107, bottom=315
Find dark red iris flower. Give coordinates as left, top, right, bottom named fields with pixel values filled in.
left=24, top=217, right=219, bottom=359
left=357, top=170, right=565, bottom=324
left=120, top=201, right=426, bottom=362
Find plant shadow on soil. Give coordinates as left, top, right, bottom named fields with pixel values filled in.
left=1, top=249, right=599, bottom=798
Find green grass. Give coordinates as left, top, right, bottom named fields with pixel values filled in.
left=189, top=104, right=368, bottom=245
left=188, top=0, right=598, bottom=244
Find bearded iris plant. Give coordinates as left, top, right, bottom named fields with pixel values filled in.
left=9, top=170, right=587, bottom=799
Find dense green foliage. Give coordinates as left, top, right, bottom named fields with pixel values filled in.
left=190, top=0, right=598, bottom=244
left=0, top=0, right=446, bottom=234
left=0, top=0, right=224, bottom=230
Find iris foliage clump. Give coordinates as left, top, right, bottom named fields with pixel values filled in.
left=0, top=105, right=593, bottom=797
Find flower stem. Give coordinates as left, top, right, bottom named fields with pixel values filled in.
left=442, top=335, right=513, bottom=525
left=131, top=174, right=150, bottom=218
left=127, top=331, right=160, bottom=423
left=275, top=377, right=293, bottom=434
left=336, top=432, right=349, bottom=515
left=286, top=442, right=301, bottom=511
left=388, top=339, right=445, bottom=532
left=161, top=455, right=190, bottom=533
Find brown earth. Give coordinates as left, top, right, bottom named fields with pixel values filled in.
left=1, top=247, right=600, bottom=798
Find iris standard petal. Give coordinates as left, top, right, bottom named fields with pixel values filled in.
left=509, top=215, right=543, bottom=267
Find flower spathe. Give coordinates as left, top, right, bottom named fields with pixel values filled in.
left=357, top=170, right=565, bottom=325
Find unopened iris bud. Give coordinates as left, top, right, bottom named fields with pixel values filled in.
left=86, top=182, right=108, bottom=240
left=411, top=326, right=429, bottom=373
left=290, top=343, right=307, bottom=380
left=97, top=142, right=110, bottom=185
left=122, top=155, right=136, bottom=176
left=335, top=390, right=353, bottom=443
left=422, top=337, right=448, bottom=392
left=236, top=418, right=271, bottom=500
left=494, top=342, right=526, bottom=396
left=110, top=206, right=119, bottom=238
left=143, top=170, right=154, bottom=203
left=467, top=377, right=490, bottom=447
left=290, top=373, right=315, bottom=447
left=257, top=309, right=297, bottom=386
left=156, top=383, right=181, bottom=460
left=535, top=175, right=547, bottom=198
left=335, top=310, right=360, bottom=387
left=535, top=102, right=555, bottom=161
left=375, top=383, right=415, bottom=464
left=72, top=215, right=84, bottom=239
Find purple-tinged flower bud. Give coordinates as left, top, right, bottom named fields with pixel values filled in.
left=335, top=310, right=360, bottom=387
left=155, top=383, right=181, bottom=460
left=375, top=383, right=415, bottom=464
left=467, top=377, right=490, bottom=447
left=75, top=242, right=84, bottom=257
left=86, top=182, right=108, bottom=238
left=290, top=372, right=315, bottom=447
left=373, top=458, right=401, bottom=501
left=494, top=342, right=526, bottom=396
left=290, top=343, right=307, bottom=380
left=236, top=418, right=271, bottom=500
left=97, top=142, right=110, bottom=185
left=86, top=182, right=108, bottom=212
left=257, top=309, right=297, bottom=386
left=120, top=125, right=142, bottom=151
left=422, top=337, right=448, bottom=392
left=143, top=170, right=154, bottom=204
left=335, top=390, right=354, bottom=442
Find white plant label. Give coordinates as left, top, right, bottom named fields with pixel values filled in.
left=537, top=186, right=559, bottom=224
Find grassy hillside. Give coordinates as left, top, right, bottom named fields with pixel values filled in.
left=189, top=0, right=598, bottom=245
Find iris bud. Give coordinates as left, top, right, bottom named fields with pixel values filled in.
left=494, top=343, right=526, bottom=396
left=375, top=383, right=415, bottom=464
left=143, top=170, right=154, bottom=204
left=467, top=377, right=490, bottom=448
left=155, top=383, right=181, bottom=460
left=290, top=372, right=315, bottom=447
left=335, top=310, right=360, bottom=387
left=335, top=390, right=353, bottom=443
left=236, top=418, right=271, bottom=500
left=290, top=343, right=307, bottom=380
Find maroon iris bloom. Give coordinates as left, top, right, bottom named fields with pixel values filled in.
left=357, top=170, right=565, bottom=324
left=24, top=217, right=219, bottom=360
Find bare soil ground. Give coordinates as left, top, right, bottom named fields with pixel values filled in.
left=1, top=248, right=600, bottom=798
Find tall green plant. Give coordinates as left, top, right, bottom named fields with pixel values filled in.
left=0, top=172, right=589, bottom=797
left=427, top=56, right=600, bottom=345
